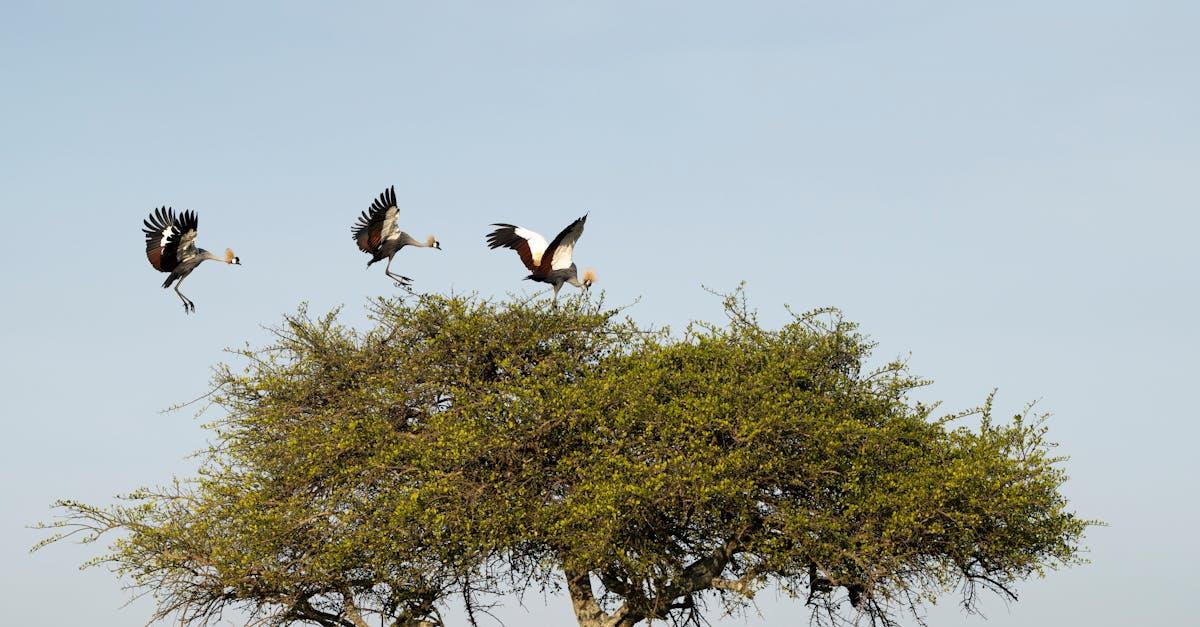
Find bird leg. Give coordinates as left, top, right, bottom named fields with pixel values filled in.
left=551, top=283, right=562, bottom=307
left=384, top=257, right=413, bottom=288
left=174, top=276, right=195, bottom=314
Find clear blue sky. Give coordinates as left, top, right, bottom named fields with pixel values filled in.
left=3, top=2, right=1197, bottom=625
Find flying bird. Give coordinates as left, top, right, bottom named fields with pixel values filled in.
left=142, top=207, right=241, bottom=314
left=486, top=214, right=595, bottom=304
left=351, top=185, right=441, bottom=287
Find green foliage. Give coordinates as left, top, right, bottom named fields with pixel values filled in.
left=37, top=292, right=1090, bottom=627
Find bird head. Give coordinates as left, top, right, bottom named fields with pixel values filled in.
left=225, top=248, right=241, bottom=265
left=582, top=268, right=597, bottom=290
left=426, top=235, right=442, bottom=250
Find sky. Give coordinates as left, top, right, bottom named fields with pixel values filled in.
left=2, top=1, right=1197, bottom=625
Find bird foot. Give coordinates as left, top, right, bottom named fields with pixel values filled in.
left=182, top=301, right=196, bottom=314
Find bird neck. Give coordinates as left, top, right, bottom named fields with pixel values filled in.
left=199, top=249, right=232, bottom=264
left=403, top=234, right=436, bottom=248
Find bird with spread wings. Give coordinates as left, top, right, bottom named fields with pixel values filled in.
left=351, top=185, right=441, bottom=287
left=486, top=214, right=595, bottom=303
left=142, top=207, right=240, bottom=314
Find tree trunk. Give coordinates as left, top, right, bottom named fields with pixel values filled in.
left=565, top=568, right=610, bottom=627
left=564, top=568, right=650, bottom=627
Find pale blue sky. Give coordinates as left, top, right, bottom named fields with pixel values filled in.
left=3, top=2, right=1197, bottom=625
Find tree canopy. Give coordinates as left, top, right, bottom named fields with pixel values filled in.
left=38, top=292, right=1089, bottom=627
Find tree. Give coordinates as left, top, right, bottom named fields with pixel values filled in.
left=37, top=292, right=1090, bottom=627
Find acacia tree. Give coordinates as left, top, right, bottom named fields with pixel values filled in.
left=38, top=292, right=1089, bottom=627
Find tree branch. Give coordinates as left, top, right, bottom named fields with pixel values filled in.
left=672, top=535, right=743, bottom=596
left=289, top=598, right=357, bottom=627
left=710, top=573, right=758, bottom=599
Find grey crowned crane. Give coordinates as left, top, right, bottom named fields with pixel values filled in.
left=142, top=207, right=240, bottom=314
left=486, top=214, right=595, bottom=304
left=352, top=185, right=441, bottom=287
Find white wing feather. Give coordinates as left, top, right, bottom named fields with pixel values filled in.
left=548, top=218, right=586, bottom=270
left=550, top=241, right=576, bottom=270
left=381, top=206, right=401, bottom=241
left=516, top=227, right=549, bottom=266
left=158, top=226, right=176, bottom=251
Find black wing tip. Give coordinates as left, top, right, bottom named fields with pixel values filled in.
left=142, top=206, right=176, bottom=235
left=485, top=224, right=521, bottom=250
left=142, top=206, right=199, bottom=237
left=369, top=184, right=398, bottom=212
left=178, top=209, right=198, bottom=231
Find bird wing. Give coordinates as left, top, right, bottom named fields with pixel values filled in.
left=487, top=224, right=549, bottom=272
left=544, top=214, right=587, bottom=271
left=175, top=210, right=200, bottom=260
left=352, top=185, right=401, bottom=253
left=142, top=207, right=199, bottom=272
